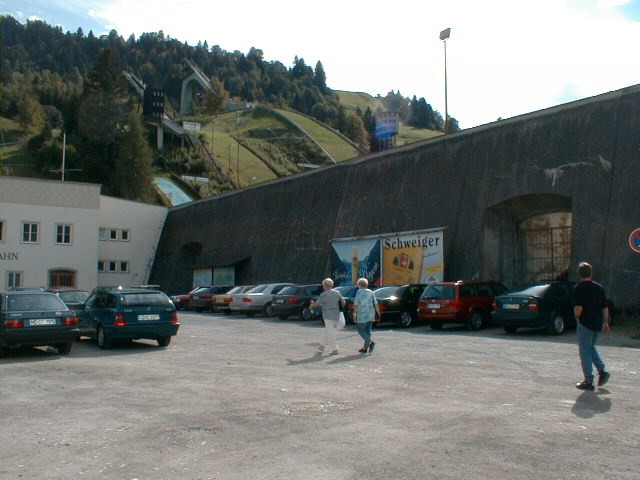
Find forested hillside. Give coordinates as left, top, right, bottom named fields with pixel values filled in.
left=0, top=15, right=455, bottom=202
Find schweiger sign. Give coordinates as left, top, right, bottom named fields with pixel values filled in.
left=330, top=228, right=444, bottom=286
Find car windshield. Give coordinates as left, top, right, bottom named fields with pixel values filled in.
left=121, top=292, right=171, bottom=306
left=58, top=291, right=90, bottom=303
left=335, top=286, right=353, bottom=295
left=225, top=286, right=244, bottom=294
left=508, top=284, right=550, bottom=297
left=7, top=293, right=67, bottom=312
left=247, top=284, right=268, bottom=294
left=422, top=284, right=455, bottom=299
left=374, top=286, right=401, bottom=297
left=278, top=286, right=297, bottom=295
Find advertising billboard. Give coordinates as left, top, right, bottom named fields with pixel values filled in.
left=330, top=228, right=443, bottom=286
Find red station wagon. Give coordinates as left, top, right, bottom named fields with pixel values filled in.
left=417, top=280, right=508, bottom=330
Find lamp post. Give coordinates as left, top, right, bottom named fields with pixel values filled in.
left=440, top=27, right=451, bottom=134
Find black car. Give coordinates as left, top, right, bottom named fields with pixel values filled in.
left=491, top=281, right=575, bottom=335
left=46, top=288, right=90, bottom=311
left=271, top=284, right=324, bottom=320
left=372, top=284, right=428, bottom=328
left=77, top=286, right=180, bottom=348
left=1, top=291, right=79, bottom=355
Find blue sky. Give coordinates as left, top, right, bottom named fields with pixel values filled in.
left=2, top=0, right=639, bottom=128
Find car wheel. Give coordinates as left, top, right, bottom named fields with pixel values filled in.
left=398, top=311, right=413, bottom=328
left=301, top=307, right=313, bottom=320
left=548, top=313, right=566, bottom=335
left=468, top=311, right=483, bottom=331
left=56, top=342, right=72, bottom=355
left=430, top=320, right=444, bottom=330
left=264, top=303, right=275, bottom=317
left=277, top=314, right=289, bottom=320
left=157, top=336, right=172, bottom=347
left=503, top=325, right=518, bottom=334
left=97, top=326, right=111, bottom=349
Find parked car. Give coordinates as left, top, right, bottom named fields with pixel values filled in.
left=46, top=287, right=90, bottom=311
left=417, top=280, right=508, bottom=330
left=491, top=281, right=575, bottom=335
left=171, top=286, right=207, bottom=311
left=211, top=285, right=254, bottom=314
left=188, top=286, right=233, bottom=312
left=76, top=286, right=180, bottom=348
left=1, top=290, right=79, bottom=355
left=230, top=283, right=295, bottom=317
left=373, top=284, right=428, bottom=328
left=271, top=284, right=324, bottom=320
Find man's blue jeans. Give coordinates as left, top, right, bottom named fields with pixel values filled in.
left=357, top=321, right=373, bottom=348
left=577, top=322, right=605, bottom=383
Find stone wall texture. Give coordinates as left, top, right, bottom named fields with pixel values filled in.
left=150, top=84, right=640, bottom=309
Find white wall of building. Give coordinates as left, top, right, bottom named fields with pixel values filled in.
left=0, top=177, right=168, bottom=292
left=98, top=196, right=167, bottom=288
left=0, top=177, right=100, bottom=291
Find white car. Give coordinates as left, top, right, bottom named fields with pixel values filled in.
left=229, top=283, right=295, bottom=317
left=211, top=285, right=254, bottom=314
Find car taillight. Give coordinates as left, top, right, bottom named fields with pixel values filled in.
left=492, top=301, right=497, bottom=311
left=114, top=313, right=126, bottom=327
left=378, top=304, right=388, bottom=312
left=242, top=297, right=252, bottom=303
left=527, top=299, right=538, bottom=311
left=224, top=296, right=232, bottom=303
left=288, top=296, right=298, bottom=305
left=347, top=303, right=354, bottom=311
left=5, top=319, right=24, bottom=328
left=62, top=316, right=78, bottom=326
left=171, top=311, right=179, bottom=324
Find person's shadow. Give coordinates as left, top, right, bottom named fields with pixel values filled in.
left=286, top=349, right=325, bottom=365
left=571, top=390, right=612, bottom=418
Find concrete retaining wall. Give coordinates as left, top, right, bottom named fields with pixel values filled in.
left=151, top=84, right=640, bottom=309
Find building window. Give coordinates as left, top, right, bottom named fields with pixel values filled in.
left=119, top=261, right=129, bottom=273
left=7, top=271, right=22, bottom=289
left=109, top=229, right=118, bottom=240
left=22, top=222, right=39, bottom=243
left=0, top=220, right=4, bottom=242
left=98, top=261, right=105, bottom=272
left=109, top=261, right=117, bottom=272
left=49, top=269, right=75, bottom=288
left=99, top=228, right=108, bottom=240
left=518, top=212, right=572, bottom=282
left=56, top=224, right=73, bottom=245
left=121, top=229, right=130, bottom=241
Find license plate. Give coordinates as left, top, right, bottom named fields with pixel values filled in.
left=192, top=295, right=200, bottom=300
left=138, top=314, right=160, bottom=320
left=503, top=304, right=520, bottom=310
left=275, top=298, right=284, bottom=303
left=427, top=304, right=441, bottom=309
left=30, top=318, right=56, bottom=326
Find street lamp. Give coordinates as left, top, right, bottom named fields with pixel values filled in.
left=440, top=27, right=451, bottom=134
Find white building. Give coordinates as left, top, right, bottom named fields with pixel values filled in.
left=0, top=177, right=167, bottom=292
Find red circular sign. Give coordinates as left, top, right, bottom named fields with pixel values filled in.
left=629, top=228, right=640, bottom=253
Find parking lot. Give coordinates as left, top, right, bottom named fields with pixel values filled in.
left=1, top=312, right=638, bottom=480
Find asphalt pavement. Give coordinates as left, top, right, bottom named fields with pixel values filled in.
left=1, top=312, right=638, bottom=480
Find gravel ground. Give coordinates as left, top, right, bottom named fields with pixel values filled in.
left=1, top=313, right=638, bottom=480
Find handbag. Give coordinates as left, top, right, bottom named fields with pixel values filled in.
left=372, top=294, right=381, bottom=322
left=336, top=312, right=346, bottom=330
